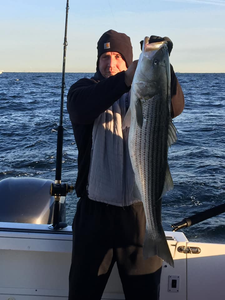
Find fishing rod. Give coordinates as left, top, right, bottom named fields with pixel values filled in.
left=50, top=0, right=74, bottom=229
left=172, top=203, right=225, bottom=231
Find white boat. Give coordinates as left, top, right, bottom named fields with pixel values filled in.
left=1, top=177, right=225, bottom=300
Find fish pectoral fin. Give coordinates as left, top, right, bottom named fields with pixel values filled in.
left=135, top=98, right=143, bottom=128
left=168, top=119, right=177, bottom=147
left=161, top=165, right=174, bottom=198
left=122, top=107, right=131, bottom=129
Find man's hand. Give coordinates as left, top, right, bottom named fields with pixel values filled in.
left=124, top=60, right=138, bottom=87
left=140, top=36, right=173, bottom=56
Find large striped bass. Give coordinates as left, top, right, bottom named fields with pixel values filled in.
left=124, top=37, right=176, bottom=267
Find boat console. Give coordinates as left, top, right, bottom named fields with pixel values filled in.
left=0, top=177, right=65, bottom=224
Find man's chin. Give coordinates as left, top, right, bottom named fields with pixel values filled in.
left=106, top=72, right=117, bottom=77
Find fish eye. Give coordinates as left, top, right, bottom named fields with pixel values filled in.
left=153, top=59, right=159, bottom=66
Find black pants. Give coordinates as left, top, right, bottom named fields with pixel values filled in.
left=69, top=196, right=162, bottom=300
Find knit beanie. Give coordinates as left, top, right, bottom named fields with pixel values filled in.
left=96, top=29, right=133, bottom=70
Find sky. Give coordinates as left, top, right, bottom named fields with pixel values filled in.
left=0, top=0, right=225, bottom=73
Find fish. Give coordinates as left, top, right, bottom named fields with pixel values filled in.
left=124, top=37, right=177, bottom=267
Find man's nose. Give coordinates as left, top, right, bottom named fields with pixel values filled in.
left=108, top=56, right=116, bottom=67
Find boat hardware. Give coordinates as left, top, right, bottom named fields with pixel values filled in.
left=168, top=275, right=180, bottom=293
left=177, top=246, right=201, bottom=254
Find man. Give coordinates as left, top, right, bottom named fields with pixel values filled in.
left=67, top=29, right=184, bottom=300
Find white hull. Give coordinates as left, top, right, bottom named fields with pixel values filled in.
left=1, top=222, right=225, bottom=300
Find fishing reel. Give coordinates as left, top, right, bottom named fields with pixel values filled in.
left=50, top=181, right=74, bottom=230
left=50, top=182, right=74, bottom=197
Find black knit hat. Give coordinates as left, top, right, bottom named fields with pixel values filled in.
left=96, top=29, right=133, bottom=70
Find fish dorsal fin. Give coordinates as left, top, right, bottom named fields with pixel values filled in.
left=122, top=107, right=131, bottom=129
left=136, top=98, right=143, bottom=128
left=168, top=119, right=177, bottom=147
left=161, top=165, right=174, bottom=198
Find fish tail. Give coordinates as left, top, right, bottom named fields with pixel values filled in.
left=143, top=232, right=174, bottom=267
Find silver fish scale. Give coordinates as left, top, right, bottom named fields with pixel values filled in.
left=129, top=93, right=170, bottom=239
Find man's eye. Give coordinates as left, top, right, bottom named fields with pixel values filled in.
left=116, top=55, right=122, bottom=60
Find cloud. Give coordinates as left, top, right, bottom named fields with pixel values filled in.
left=164, top=0, right=225, bottom=6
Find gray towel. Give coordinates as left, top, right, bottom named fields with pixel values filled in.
left=88, top=93, right=140, bottom=206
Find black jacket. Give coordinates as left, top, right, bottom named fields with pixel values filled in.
left=67, top=71, right=130, bottom=197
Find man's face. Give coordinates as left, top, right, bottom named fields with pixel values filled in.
left=99, top=52, right=127, bottom=78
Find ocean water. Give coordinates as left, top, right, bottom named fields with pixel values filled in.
left=0, top=72, right=225, bottom=243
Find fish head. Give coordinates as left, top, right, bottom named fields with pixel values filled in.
left=134, top=37, right=170, bottom=99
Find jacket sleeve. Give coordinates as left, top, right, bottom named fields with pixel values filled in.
left=67, top=71, right=130, bottom=124
left=170, top=65, right=185, bottom=118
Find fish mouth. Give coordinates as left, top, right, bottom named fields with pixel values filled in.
left=143, top=36, right=167, bottom=53
left=141, top=37, right=168, bottom=65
